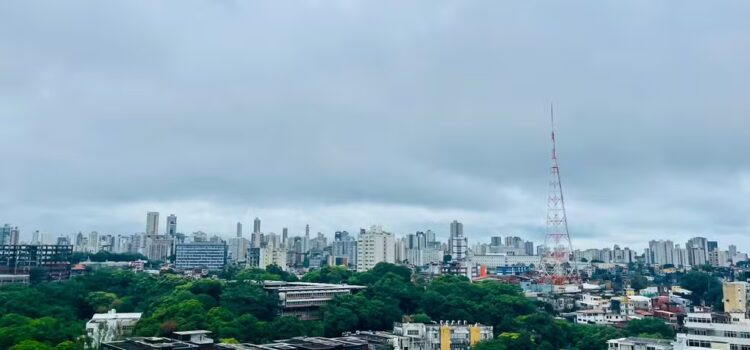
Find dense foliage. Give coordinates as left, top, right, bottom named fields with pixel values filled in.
left=679, top=271, right=723, bottom=309
left=0, top=263, right=676, bottom=349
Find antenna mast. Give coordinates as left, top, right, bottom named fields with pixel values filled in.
left=541, top=103, right=576, bottom=282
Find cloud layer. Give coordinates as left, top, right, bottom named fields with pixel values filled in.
left=1, top=1, right=748, bottom=251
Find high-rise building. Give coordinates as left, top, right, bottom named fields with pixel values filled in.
left=707, top=241, right=718, bottom=253
left=88, top=231, right=99, bottom=253
left=505, top=236, right=523, bottom=248
left=333, top=231, right=357, bottom=268
left=228, top=237, right=249, bottom=263
left=146, top=212, right=159, bottom=236
left=449, top=221, right=467, bottom=262
left=524, top=241, right=535, bottom=256
left=253, top=217, right=261, bottom=234
left=0, top=224, right=11, bottom=245
left=145, top=236, right=171, bottom=261
left=236, top=222, right=243, bottom=238
left=166, top=214, right=177, bottom=237
left=303, top=224, right=310, bottom=253
left=425, top=230, right=436, bottom=244
left=648, top=240, right=675, bottom=266
left=56, top=236, right=71, bottom=246
left=282, top=227, right=288, bottom=247
left=356, top=226, right=395, bottom=272
left=247, top=246, right=287, bottom=270
left=686, top=237, right=708, bottom=267
left=31, top=230, right=40, bottom=245
left=9, top=226, right=20, bottom=245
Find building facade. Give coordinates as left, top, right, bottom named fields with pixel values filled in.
left=356, top=226, right=395, bottom=272
left=175, top=243, right=227, bottom=271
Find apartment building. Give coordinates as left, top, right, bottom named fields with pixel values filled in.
left=175, top=243, right=227, bottom=271
left=674, top=282, right=750, bottom=350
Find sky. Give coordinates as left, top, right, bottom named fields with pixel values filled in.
left=1, top=1, right=748, bottom=251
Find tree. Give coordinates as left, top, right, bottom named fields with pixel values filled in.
left=86, top=291, right=119, bottom=313
left=629, top=274, right=648, bottom=291
left=53, top=340, right=80, bottom=350
left=410, top=313, right=432, bottom=323
left=10, top=340, right=52, bottom=350
left=680, top=271, right=722, bottom=306
left=625, top=318, right=674, bottom=339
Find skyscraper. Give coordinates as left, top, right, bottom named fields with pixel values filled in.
left=166, top=214, right=177, bottom=237
left=449, top=220, right=467, bottom=261
left=304, top=224, right=310, bottom=253
left=9, top=227, right=20, bottom=245
left=686, top=237, right=708, bottom=267
left=253, top=217, right=261, bottom=234
left=146, top=212, right=160, bottom=236
left=490, top=236, right=503, bottom=247
left=448, top=220, right=463, bottom=255
left=0, top=224, right=11, bottom=245
left=282, top=227, right=288, bottom=247
left=236, top=222, right=243, bottom=238
left=88, top=231, right=99, bottom=253
left=707, top=241, right=718, bottom=253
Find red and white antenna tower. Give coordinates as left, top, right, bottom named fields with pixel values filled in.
left=540, top=104, right=576, bottom=282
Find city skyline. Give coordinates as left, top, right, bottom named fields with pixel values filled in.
left=4, top=212, right=746, bottom=255
left=1, top=2, right=748, bottom=251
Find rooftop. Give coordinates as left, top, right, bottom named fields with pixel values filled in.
left=90, top=309, right=142, bottom=321
left=262, top=281, right=366, bottom=292
left=607, top=337, right=674, bottom=345
left=103, top=337, right=197, bottom=350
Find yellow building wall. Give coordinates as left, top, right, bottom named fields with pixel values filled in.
left=440, top=326, right=451, bottom=350
left=723, top=282, right=748, bottom=313
left=469, top=326, right=481, bottom=345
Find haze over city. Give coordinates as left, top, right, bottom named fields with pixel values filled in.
left=1, top=1, right=748, bottom=251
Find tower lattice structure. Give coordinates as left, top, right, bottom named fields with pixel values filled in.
left=540, top=104, right=576, bottom=281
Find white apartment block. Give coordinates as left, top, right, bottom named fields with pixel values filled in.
left=356, top=226, right=395, bottom=272
left=674, top=282, right=750, bottom=350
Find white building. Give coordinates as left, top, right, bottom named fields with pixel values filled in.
left=673, top=282, right=750, bottom=350
left=607, top=337, right=673, bottom=350
left=356, top=226, right=395, bottom=272
left=247, top=247, right=287, bottom=270
left=85, top=309, right=142, bottom=349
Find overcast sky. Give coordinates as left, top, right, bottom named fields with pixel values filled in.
left=1, top=1, right=748, bottom=251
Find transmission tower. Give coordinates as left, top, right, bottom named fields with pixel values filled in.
left=540, top=104, right=576, bottom=282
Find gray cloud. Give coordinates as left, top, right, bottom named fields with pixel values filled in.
left=0, top=1, right=748, bottom=251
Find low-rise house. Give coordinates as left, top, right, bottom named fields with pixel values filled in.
left=86, top=309, right=142, bottom=349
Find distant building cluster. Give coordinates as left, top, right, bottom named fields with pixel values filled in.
left=1, top=214, right=749, bottom=287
